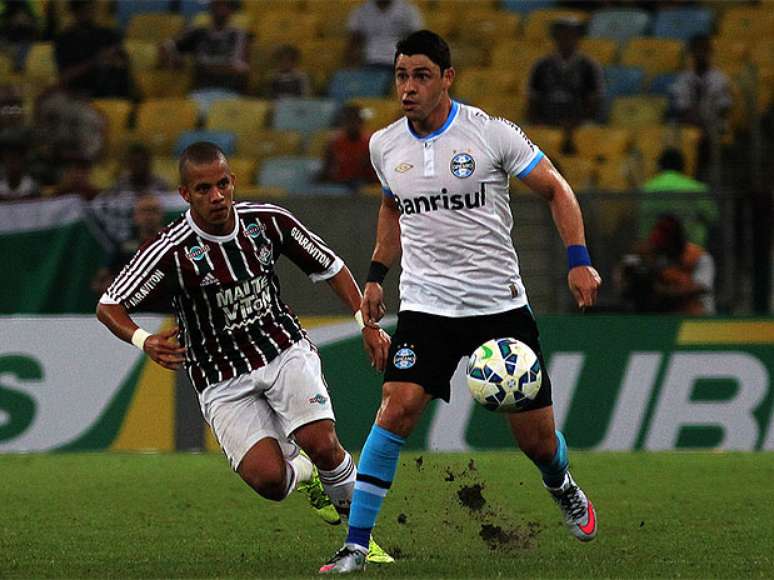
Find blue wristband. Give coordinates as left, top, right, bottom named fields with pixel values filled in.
left=567, top=245, right=592, bottom=270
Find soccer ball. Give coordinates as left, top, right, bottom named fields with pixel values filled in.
left=466, top=337, right=542, bottom=412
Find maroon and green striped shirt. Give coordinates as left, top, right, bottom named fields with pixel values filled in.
left=102, top=202, right=343, bottom=392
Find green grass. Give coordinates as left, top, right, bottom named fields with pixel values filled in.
left=1, top=452, right=773, bottom=578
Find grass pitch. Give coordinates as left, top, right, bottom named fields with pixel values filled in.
left=1, top=451, right=772, bottom=578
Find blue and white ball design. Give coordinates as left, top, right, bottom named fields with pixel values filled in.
left=466, top=337, right=542, bottom=412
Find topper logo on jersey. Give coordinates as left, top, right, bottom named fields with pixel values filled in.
left=450, top=153, right=475, bottom=178
left=394, top=183, right=486, bottom=216
left=244, top=223, right=264, bottom=239
left=215, top=276, right=272, bottom=331
left=185, top=245, right=210, bottom=262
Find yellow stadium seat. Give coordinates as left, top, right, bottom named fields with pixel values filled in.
left=572, top=125, right=632, bottom=163
left=579, top=38, right=618, bottom=66
left=235, top=129, right=304, bottom=162
left=490, top=40, right=552, bottom=75
left=712, top=37, right=749, bottom=72
left=135, top=98, right=199, bottom=155
left=190, top=10, right=253, bottom=31
left=154, top=157, right=182, bottom=187
left=135, top=68, right=193, bottom=99
left=751, top=41, right=774, bottom=68
left=521, top=125, right=564, bottom=160
left=312, top=0, right=362, bottom=38
left=125, top=13, right=185, bottom=42
left=552, top=155, right=595, bottom=192
left=456, top=11, right=521, bottom=47
left=24, top=42, right=57, bottom=91
left=475, top=95, right=526, bottom=123
left=595, top=159, right=635, bottom=192
left=91, top=99, right=133, bottom=156
left=298, top=38, right=348, bottom=94
left=609, top=96, right=668, bottom=127
left=447, top=43, right=489, bottom=68
left=421, top=12, right=457, bottom=40
left=358, top=182, right=384, bottom=197
left=228, top=157, right=257, bottom=184
left=523, top=9, right=588, bottom=41
left=621, top=37, right=684, bottom=78
left=125, top=40, right=159, bottom=71
left=254, top=13, right=319, bottom=44
left=348, top=97, right=402, bottom=133
left=306, top=129, right=336, bottom=158
left=633, top=125, right=702, bottom=180
left=453, top=67, right=520, bottom=102
left=719, top=6, right=774, bottom=39
left=206, top=98, right=272, bottom=139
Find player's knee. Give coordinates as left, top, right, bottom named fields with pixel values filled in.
left=376, top=400, right=421, bottom=436
left=294, top=420, right=344, bottom=470
left=238, top=458, right=287, bottom=501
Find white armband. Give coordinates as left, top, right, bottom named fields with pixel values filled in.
left=131, top=328, right=151, bottom=351
left=354, top=310, right=366, bottom=331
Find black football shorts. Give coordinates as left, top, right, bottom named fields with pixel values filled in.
left=383, top=306, right=553, bottom=410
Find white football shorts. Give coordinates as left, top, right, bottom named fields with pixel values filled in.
left=198, top=339, right=335, bottom=471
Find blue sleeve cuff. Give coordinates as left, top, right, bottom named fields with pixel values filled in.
left=516, top=150, right=544, bottom=179
left=382, top=187, right=394, bottom=198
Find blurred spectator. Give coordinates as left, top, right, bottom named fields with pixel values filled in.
left=618, top=214, right=715, bottom=315
left=639, top=148, right=718, bottom=247
left=111, top=143, right=170, bottom=195
left=268, top=44, right=311, bottom=98
left=34, top=90, right=105, bottom=185
left=0, top=136, right=39, bottom=201
left=670, top=34, right=731, bottom=133
left=527, top=18, right=604, bottom=129
left=319, top=104, right=376, bottom=191
left=53, top=157, right=101, bottom=200
left=346, top=0, right=423, bottom=70
left=54, top=0, right=131, bottom=99
left=0, top=0, right=40, bottom=69
left=91, top=193, right=164, bottom=295
left=161, top=0, right=251, bottom=101
left=0, top=84, right=26, bottom=131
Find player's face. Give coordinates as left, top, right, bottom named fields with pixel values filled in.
left=394, top=54, right=454, bottom=123
left=179, top=158, right=236, bottom=234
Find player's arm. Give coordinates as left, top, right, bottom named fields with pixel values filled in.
left=96, top=302, right=185, bottom=370
left=362, top=195, right=401, bottom=325
left=520, top=157, right=602, bottom=308
left=325, top=265, right=390, bottom=372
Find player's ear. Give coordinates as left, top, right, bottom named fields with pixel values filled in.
left=178, top=185, right=190, bottom=204
left=442, top=66, right=455, bottom=90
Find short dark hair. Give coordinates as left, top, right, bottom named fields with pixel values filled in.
left=658, top=148, right=685, bottom=172
left=178, top=141, right=227, bottom=185
left=394, top=30, right=452, bottom=72
left=688, top=33, right=711, bottom=53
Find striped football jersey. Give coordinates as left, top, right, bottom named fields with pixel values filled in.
left=101, top=202, right=343, bottom=391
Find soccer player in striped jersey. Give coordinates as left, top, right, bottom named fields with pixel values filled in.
left=96, top=142, right=393, bottom=564
left=320, top=31, right=603, bottom=574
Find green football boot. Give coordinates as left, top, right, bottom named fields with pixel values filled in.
left=296, top=464, right=342, bottom=526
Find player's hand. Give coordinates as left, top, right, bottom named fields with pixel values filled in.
left=361, top=282, right=386, bottom=324
left=568, top=266, right=602, bottom=310
left=362, top=326, right=391, bottom=373
left=144, top=326, right=186, bottom=370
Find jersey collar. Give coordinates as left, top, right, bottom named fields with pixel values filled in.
left=406, top=99, right=460, bottom=142
left=185, top=205, right=240, bottom=242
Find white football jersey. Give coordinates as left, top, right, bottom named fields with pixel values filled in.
left=370, top=100, right=545, bottom=317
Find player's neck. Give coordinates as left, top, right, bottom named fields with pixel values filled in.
left=410, top=97, right=453, bottom=137
left=191, top=210, right=235, bottom=237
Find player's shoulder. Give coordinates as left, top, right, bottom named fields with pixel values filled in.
left=370, top=116, right=407, bottom=148
left=458, top=102, right=530, bottom=138
left=236, top=200, right=297, bottom=221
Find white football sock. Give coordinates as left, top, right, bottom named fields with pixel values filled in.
left=317, top=451, right=356, bottom=516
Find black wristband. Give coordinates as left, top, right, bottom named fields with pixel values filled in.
left=366, top=261, right=389, bottom=284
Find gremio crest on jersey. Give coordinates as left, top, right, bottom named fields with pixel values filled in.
left=450, top=152, right=475, bottom=178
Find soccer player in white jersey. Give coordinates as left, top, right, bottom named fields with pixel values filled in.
left=95, top=142, right=394, bottom=564
left=320, top=31, right=602, bottom=574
